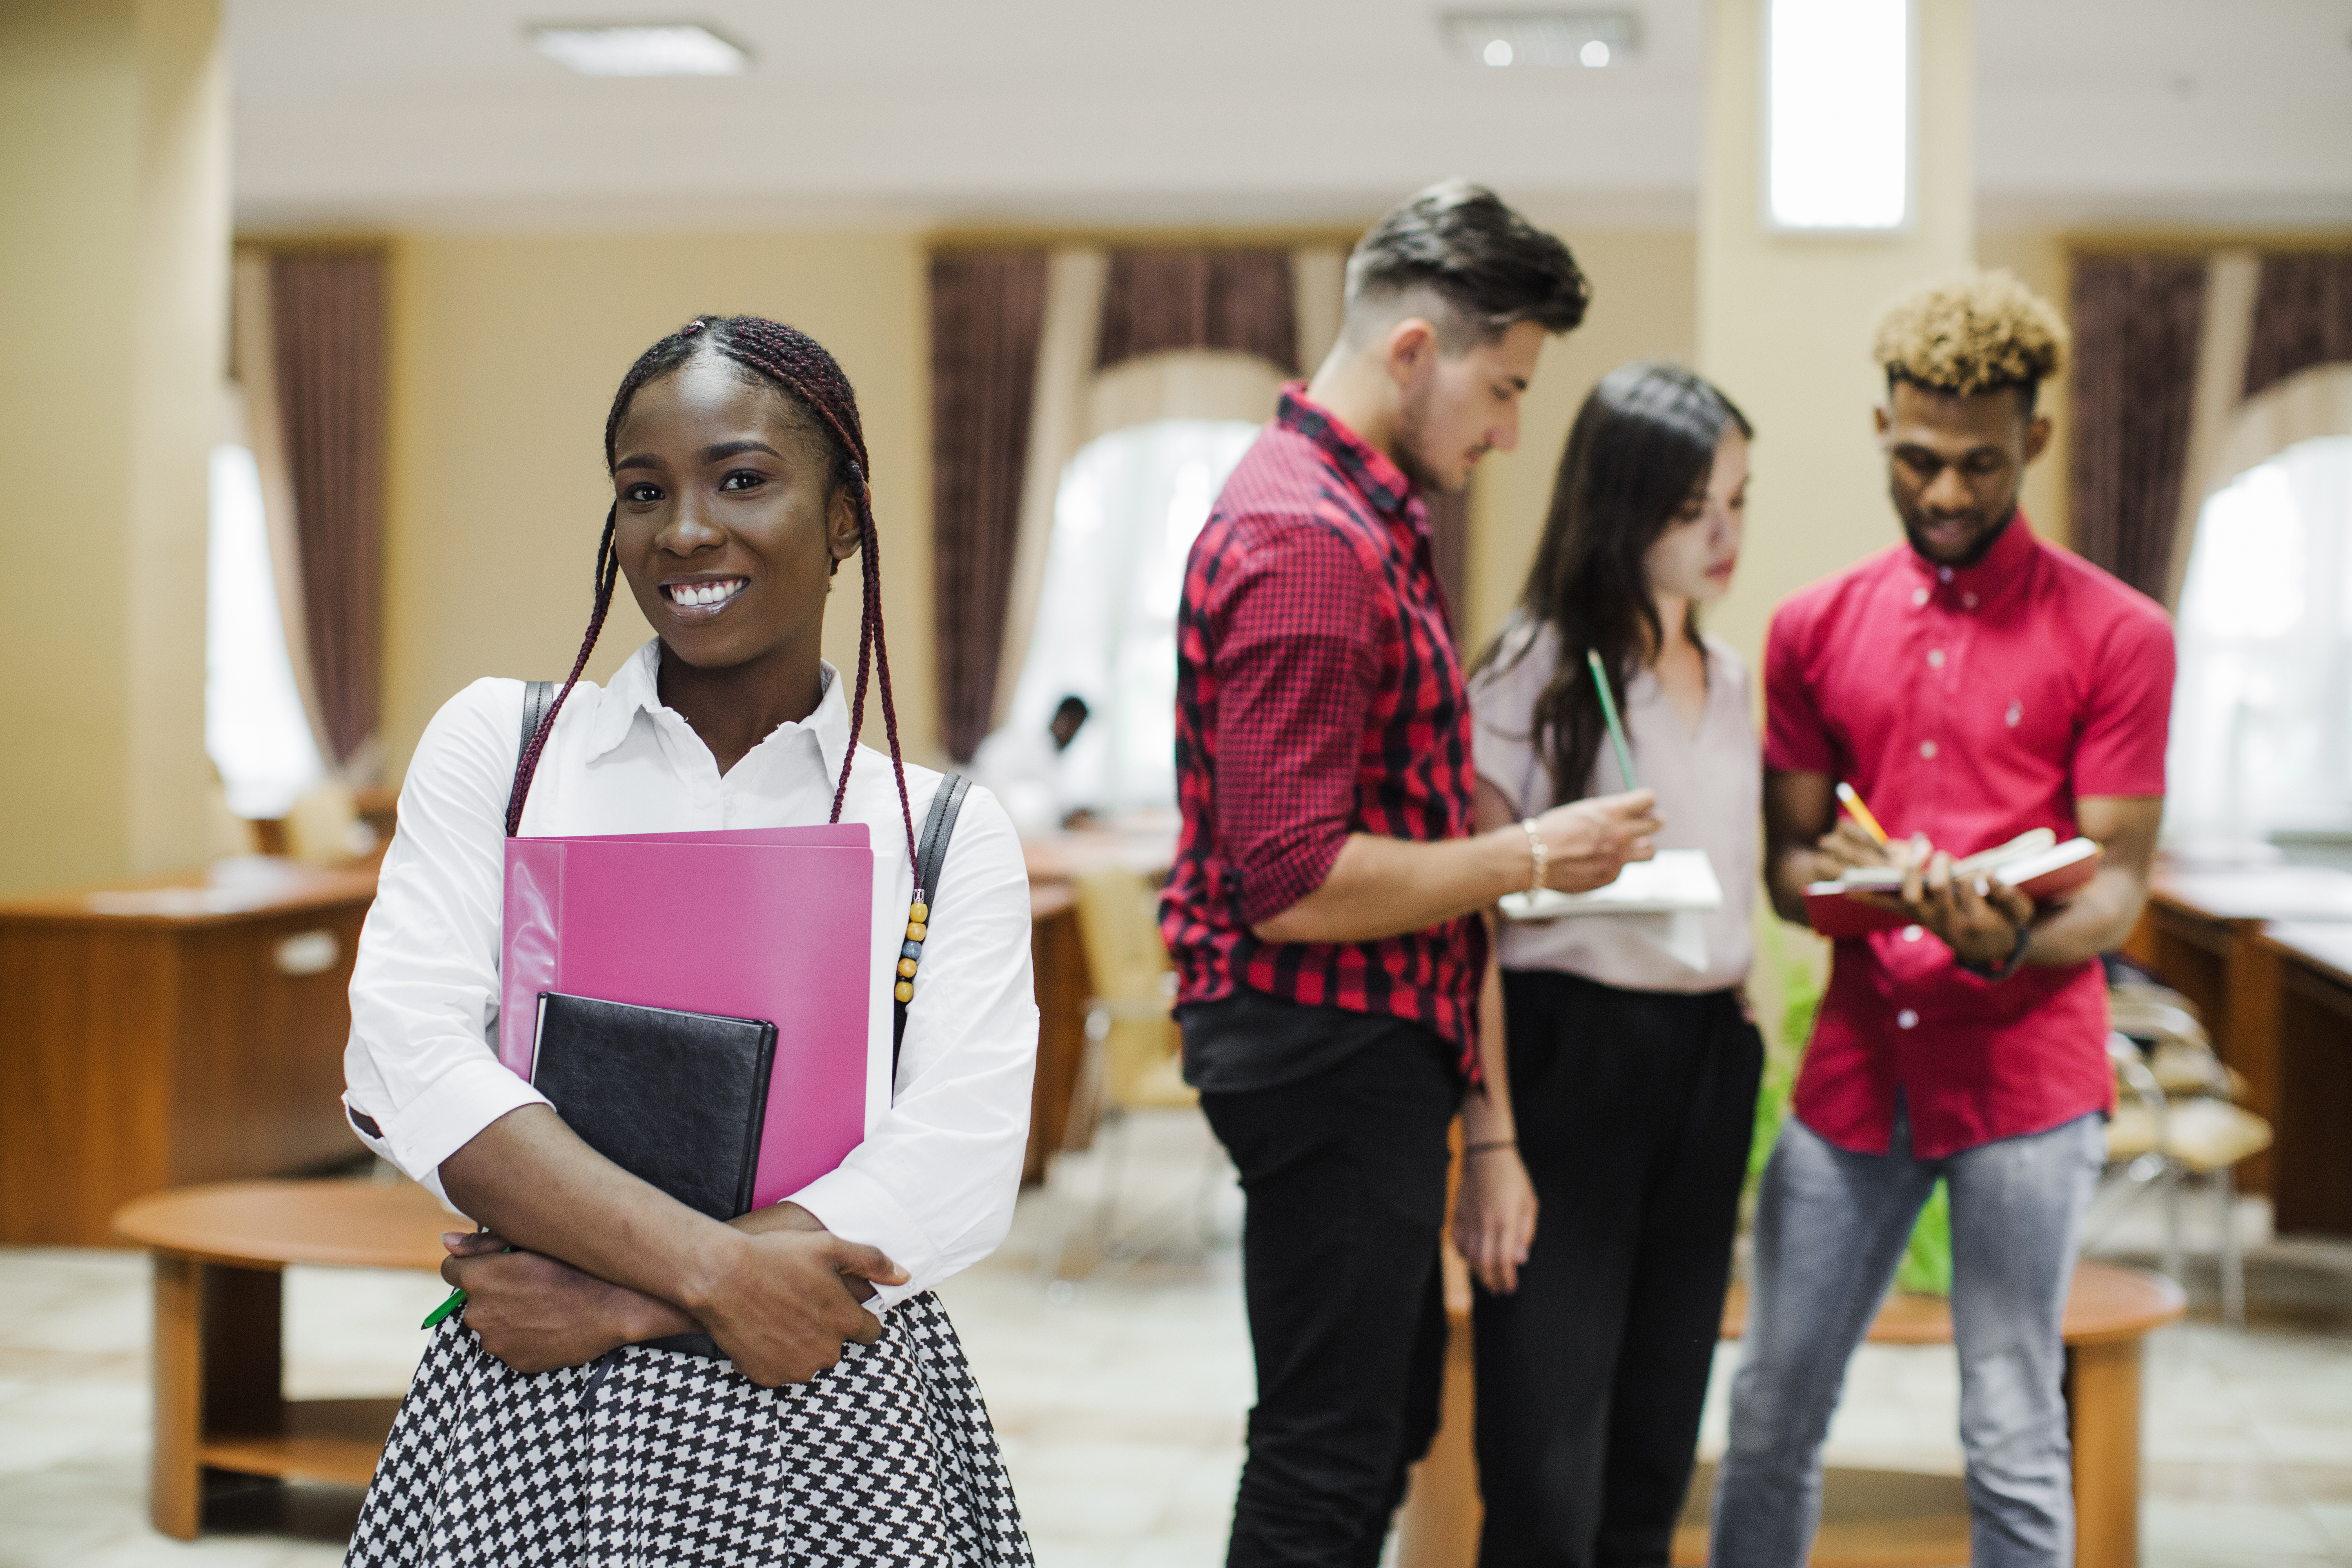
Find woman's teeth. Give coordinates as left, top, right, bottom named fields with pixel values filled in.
left=667, top=579, right=745, bottom=608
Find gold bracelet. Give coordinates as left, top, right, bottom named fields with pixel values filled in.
left=1519, top=818, right=1547, bottom=894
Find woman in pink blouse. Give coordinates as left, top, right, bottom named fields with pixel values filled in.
left=1456, top=361, right=1762, bottom=1567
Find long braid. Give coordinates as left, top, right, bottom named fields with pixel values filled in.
left=511, top=313, right=920, bottom=878
left=505, top=507, right=619, bottom=835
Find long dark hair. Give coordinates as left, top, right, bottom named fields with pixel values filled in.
left=503, top=314, right=917, bottom=873
left=1473, top=361, right=1751, bottom=808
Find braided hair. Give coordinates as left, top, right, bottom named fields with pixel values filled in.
left=503, top=314, right=918, bottom=876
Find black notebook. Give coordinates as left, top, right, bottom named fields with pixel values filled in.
left=530, top=992, right=779, bottom=1222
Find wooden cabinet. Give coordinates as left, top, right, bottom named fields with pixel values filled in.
left=0, top=858, right=377, bottom=1246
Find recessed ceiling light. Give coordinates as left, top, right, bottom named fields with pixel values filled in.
left=1442, top=11, right=1638, bottom=69
left=530, top=23, right=750, bottom=77
left=1766, top=0, right=1910, bottom=230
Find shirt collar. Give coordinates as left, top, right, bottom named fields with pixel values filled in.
left=1906, top=507, right=2038, bottom=597
left=586, top=639, right=850, bottom=783
left=1277, top=383, right=1420, bottom=522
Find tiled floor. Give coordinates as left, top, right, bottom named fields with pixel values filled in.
left=2, top=1113, right=2348, bottom=1567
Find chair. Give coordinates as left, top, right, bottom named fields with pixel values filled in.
left=2087, top=981, right=2273, bottom=1326
left=1033, top=866, right=1222, bottom=1291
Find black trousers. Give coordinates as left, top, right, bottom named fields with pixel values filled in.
left=1198, top=1009, right=1463, bottom=1568
left=1472, top=971, right=1763, bottom=1568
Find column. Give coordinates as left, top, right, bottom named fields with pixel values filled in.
left=0, top=0, right=229, bottom=894
left=1698, top=0, right=1975, bottom=675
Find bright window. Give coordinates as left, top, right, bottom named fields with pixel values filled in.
left=1003, top=419, right=1260, bottom=813
left=2166, top=436, right=2352, bottom=844
left=207, top=442, right=323, bottom=818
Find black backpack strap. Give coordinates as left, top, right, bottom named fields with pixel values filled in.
left=507, top=681, right=557, bottom=831
left=893, top=771, right=973, bottom=1072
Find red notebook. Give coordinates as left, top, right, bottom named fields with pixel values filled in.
left=1803, top=834, right=2103, bottom=940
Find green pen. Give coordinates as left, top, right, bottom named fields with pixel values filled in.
left=1586, top=648, right=1640, bottom=791
left=421, top=1227, right=504, bottom=1330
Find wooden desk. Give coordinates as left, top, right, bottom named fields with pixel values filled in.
left=2123, top=862, right=2352, bottom=1204
left=2252, top=922, right=2352, bottom=1234
left=1, top=857, right=379, bottom=1246
left=1026, top=883, right=1092, bottom=1182
left=114, top=1178, right=452, bottom=1539
left=1396, top=1263, right=2183, bottom=1568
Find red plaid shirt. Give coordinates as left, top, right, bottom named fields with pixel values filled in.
left=1160, top=386, right=1485, bottom=1071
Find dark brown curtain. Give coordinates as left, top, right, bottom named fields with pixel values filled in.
left=931, top=252, right=1051, bottom=762
left=2068, top=256, right=2207, bottom=601
left=271, top=251, right=387, bottom=768
left=2243, top=252, right=2352, bottom=401
left=1095, top=249, right=1297, bottom=375
left=1426, top=484, right=1470, bottom=648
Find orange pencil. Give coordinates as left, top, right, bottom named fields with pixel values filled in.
left=1836, top=781, right=1891, bottom=847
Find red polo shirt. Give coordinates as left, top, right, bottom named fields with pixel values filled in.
left=1764, top=514, right=2174, bottom=1158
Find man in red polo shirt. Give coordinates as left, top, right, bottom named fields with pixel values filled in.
left=1711, top=273, right=2174, bottom=1568
left=1162, top=183, right=1659, bottom=1567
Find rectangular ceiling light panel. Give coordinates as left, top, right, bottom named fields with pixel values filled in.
left=1442, top=11, right=1639, bottom=69
left=1766, top=0, right=1910, bottom=230
left=531, top=24, right=750, bottom=77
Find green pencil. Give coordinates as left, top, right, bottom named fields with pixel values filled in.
left=1586, top=648, right=1640, bottom=791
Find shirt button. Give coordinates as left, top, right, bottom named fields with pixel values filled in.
left=1927, top=649, right=1944, bottom=668
left=1920, top=740, right=1938, bottom=758
left=1938, top=567, right=1953, bottom=582
left=1912, top=586, right=1930, bottom=607
left=1962, top=591, right=1978, bottom=608
left=1904, top=924, right=1924, bottom=941
left=1898, top=1009, right=1919, bottom=1029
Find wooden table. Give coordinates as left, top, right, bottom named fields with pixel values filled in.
left=2123, top=860, right=2352, bottom=1207
left=2252, top=922, right=2352, bottom=1234
left=1396, top=1263, right=2183, bottom=1568
left=114, top=1178, right=452, bottom=1539
left=1, top=856, right=380, bottom=1245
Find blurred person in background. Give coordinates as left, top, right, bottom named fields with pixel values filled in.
left=1457, top=362, right=1762, bottom=1568
left=1711, top=273, right=2173, bottom=1568
left=1161, top=181, right=1659, bottom=1568
left=973, top=693, right=1089, bottom=836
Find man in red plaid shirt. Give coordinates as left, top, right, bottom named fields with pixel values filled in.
left=1162, top=182, right=1664, bottom=1566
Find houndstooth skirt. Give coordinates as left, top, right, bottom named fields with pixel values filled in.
left=346, top=1292, right=1032, bottom=1568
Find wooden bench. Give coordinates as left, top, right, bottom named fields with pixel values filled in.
left=1397, top=1260, right=2184, bottom=1568
left=114, top=1178, right=453, bottom=1539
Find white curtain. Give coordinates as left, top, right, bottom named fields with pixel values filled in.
left=2165, top=366, right=2352, bottom=846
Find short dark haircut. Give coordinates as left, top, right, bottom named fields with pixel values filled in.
left=1344, top=180, right=1591, bottom=351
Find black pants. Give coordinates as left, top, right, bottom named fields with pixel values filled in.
left=1472, top=972, right=1763, bottom=1568
left=1196, top=1002, right=1463, bottom=1568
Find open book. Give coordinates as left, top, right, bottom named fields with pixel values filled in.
left=1803, top=829, right=2103, bottom=939
left=1500, top=848, right=1724, bottom=922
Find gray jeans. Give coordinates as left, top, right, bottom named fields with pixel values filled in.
left=1709, top=1102, right=2105, bottom=1568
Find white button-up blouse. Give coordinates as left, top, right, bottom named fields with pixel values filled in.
left=342, top=640, right=1038, bottom=1312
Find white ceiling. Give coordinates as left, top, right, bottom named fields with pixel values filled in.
left=227, top=1, right=2352, bottom=233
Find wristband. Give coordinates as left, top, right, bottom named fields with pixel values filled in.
left=1520, top=819, right=1548, bottom=894
left=1958, top=922, right=2033, bottom=982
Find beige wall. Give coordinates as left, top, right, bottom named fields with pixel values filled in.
left=380, top=231, right=935, bottom=784
left=1463, top=230, right=1700, bottom=656
left=1697, top=0, right=1977, bottom=685
left=0, top=0, right=227, bottom=896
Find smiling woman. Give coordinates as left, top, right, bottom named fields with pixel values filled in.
left=339, top=315, right=1038, bottom=1566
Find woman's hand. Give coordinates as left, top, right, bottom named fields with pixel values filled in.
left=1532, top=789, right=1663, bottom=893
left=1453, top=1146, right=1539, bottom=1296
left=441, top=1229, right=684, bottom=1374
left=688, top=1228, right=909, bottom=1388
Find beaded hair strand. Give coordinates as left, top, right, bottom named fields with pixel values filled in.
left=505, top=315, right=920, bottom=881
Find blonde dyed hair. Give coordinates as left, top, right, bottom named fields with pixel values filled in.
left=1870, top=270, right=2070, bottom=398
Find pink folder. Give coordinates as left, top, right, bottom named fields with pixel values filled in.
left=500, top=824, right=875, bottom=1210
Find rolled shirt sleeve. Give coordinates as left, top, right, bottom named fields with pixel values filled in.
left=1763, top=594, right=1838, bottom=777
left=2073, top=604, right=2176, bottom=798
left=1203, top=521, right=1383, bottom=927
left=343, top=679, right=552, bottom=1212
